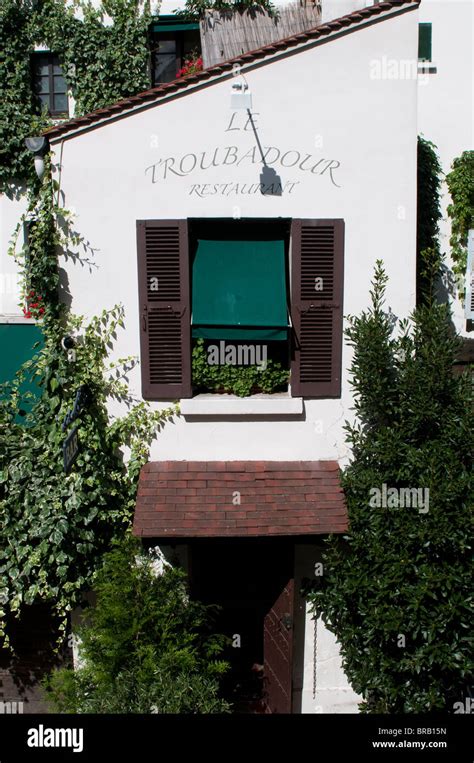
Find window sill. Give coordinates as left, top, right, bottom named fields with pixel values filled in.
left=180, top=392, right=303, bottom=417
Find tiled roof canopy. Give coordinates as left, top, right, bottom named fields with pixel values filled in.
left=133, top=461, right=347, bottom=538
left=44, top=0, right=419, bottom=142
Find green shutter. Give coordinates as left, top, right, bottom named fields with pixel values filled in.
left=418, top=23, right=432, bottom=62
left=191, top=238, right=288, bottom=341
left=0, top=323, right=44, bottom=412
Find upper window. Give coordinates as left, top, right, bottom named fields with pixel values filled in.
left=418, top=23, right=432, bottom=62
left=136, top=219, right=345, bottom=401
left=190, top=223, right=290, bottom=396
left=32, top=53, right=68, bottom=117
left=191, top=224, right=289, bottom=343
left=151, top=17, right=201, bottom=85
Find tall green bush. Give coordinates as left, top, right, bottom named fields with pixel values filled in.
left=44, top=537, right=230, bottom=713
left=306, top=260, right=473, bottom=713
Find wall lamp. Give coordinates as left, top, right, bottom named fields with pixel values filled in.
left=24, top=136, right=48, bottom=180
left=231, top=80, right=252, bottom=110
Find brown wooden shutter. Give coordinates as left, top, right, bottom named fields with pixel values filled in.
left=137, top=220, right=191, bottom=399
left=290, top=219, right=344, bottom=397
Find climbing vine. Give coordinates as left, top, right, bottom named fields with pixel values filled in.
left=37, top=0, right=153, bottom=115
left=446, top=150, right=474, bottom=298
left=1, top=155, right=176, bottom=647
left=8, top=155, right=62, bottom=317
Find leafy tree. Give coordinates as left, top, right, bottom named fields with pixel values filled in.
left=1, top=162, right=176, bottom=646
left=305, top=260, right=473, bottom=713
left=44, top=537, right=230, bottom=713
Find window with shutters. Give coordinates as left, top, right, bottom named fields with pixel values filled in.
left=150, top=17, right=201, bottom=85
left=190, top=219, right=291, bottom=395
left=137, top=218, right=344, bottom=400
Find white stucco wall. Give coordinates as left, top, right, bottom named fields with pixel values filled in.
left=0, top=193, right=27, bottom=318
left=322, top=0, right=370, bottom=23
left=417, top=0, right=473, bottom=336
left=49, top=8, right=418, bottom=466
left=295, top=544, right=361, bottom=713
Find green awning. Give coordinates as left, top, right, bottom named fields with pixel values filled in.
left=192, top=238, right=288, bottom=341
left=194, top=326, right=287, bottom=340
left=152, top=16, right=199, bottom=32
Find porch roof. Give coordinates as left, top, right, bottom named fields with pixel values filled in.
left=133, top=461, right=347, bottom=538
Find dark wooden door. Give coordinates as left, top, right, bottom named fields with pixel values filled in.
left=263, top=576, right=294, bottom=713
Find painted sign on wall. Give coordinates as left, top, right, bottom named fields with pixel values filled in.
left=145, top=111, right=342, bottom=196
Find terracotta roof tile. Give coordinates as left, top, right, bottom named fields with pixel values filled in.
left=133, top=461, right=347, bottom=538
left=44, top=0, right=419, bottom=141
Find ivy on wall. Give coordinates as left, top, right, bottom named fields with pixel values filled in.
left=0, top=304, right=176, bottom=645
left=1, top=160, right=177, bottom=647
left=0, top=0, right=154, bottom=194
left=37, top=0, right=153, bottom=115
left=446, top=150, right=474, bottom=299
left=0, top=0, right=45, bottom=194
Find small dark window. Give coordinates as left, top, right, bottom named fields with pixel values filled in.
left=418, top=23, right=432, bottom=62
left=32, top=53, right=68, bottom=117
left=151, top=29, right=201, bottom=85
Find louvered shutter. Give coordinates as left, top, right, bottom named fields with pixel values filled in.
left=137, top=220, right=191, bottom=399
left=290, top=219, right=344, bottom=397
left=465, top=229, right=474, bottom=320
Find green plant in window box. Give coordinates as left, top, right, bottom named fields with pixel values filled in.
left=192, top=338, right=289, bottom=397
